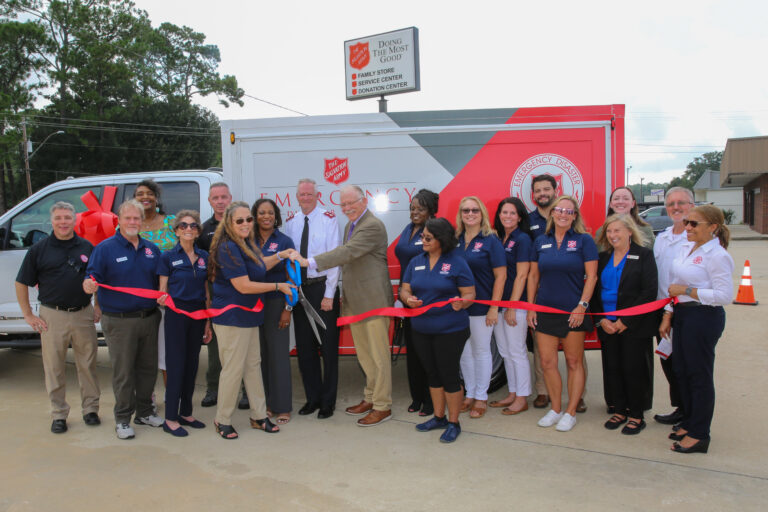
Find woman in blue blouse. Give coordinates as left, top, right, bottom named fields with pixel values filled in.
left=399, top=217, right=475, bottom=443
left=157, top=210, right=212, bottom=437
left=208, top=202, right=295, bottom=440
left=527, top=196, right=598, bottom=432
left=592, top=214, right=658, bottom=435
left=252, top=198, right=295, bottom=425
left=490, top=197, right=533, bottom=415
left=394, top=189, right=439, bottom=417
left=455, top=196, right=506, bottom=419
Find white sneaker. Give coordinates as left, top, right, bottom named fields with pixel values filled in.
left=538, top=409, right=564, bottom=427
left=116, top=423, right=135, bottom=439
left=556, top=413, right=577, bottom=432
left=134, top=414, right=163, bottom=427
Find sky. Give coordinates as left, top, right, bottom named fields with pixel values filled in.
left=133, top=0, right=768, bottom=185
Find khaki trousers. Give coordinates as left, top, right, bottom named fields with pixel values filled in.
left=349, top=316, right=391, bottom=411
left=533, top=338, right=588, bottom=397
left=39, top=305, right=100, bottom=420
left=213, top=324, right=267, bottom=425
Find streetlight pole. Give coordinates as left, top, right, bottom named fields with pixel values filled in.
left=22, top=119, right=65, bottom=196
left=626, top=165, right=632, bottom=186
left=640, top=177, right=644, bottom=206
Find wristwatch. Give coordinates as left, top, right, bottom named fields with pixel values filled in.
left=579, top=301, right=589, bottom=309
left=284, top=304, right=293, bottom=312
left=684, top=286, right=693, bottom=296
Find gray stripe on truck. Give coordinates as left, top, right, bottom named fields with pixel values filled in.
left=387, top=109, right=518, bottom=176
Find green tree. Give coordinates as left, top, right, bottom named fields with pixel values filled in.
left=669, top=151, right=723, bottom=191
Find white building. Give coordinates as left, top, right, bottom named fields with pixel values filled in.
left=693, top=170, right=743, bottom=224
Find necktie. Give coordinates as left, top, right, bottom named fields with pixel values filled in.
left=347, top=221, right=356, bottom=242
left=300, top=216, right=309, bottom=282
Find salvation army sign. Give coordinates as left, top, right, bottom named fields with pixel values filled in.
left=344, top=27, right=420, bottom=101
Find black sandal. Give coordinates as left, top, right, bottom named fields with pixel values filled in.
left=214, top=421, right=238, bottom=440
left=250, top=417, right=280, bottom=433
left=621, top=420, right=646, bottom=435
left=604, top=415, right=628, bottom=430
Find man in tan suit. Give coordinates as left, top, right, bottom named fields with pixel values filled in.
left=291, top=185, right=394, bottom=426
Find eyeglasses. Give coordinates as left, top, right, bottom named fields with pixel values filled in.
left=461, top=208, right=480, bottom=214
left=179, top=222, right=199, bottom=230
left=682, top=219, right=709, bottom=228
left=234, top=216, right=254, bottom=225
left=421, top=234, right=434, bottom=242
left=340, top=197, right=363, bottom=208
left=553, top=207, right=575, bottom=215
left=666, top=201, right=692, bottom=207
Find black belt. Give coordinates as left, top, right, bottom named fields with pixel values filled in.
left=102, top=307, right=159, bottom=318
left=303, top=276, right=327, bottom=285
left=674, top=301, right=702, bottom=308
left=41, top=304, right=88, bottom=312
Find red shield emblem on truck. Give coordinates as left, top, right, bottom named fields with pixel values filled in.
left=349, top=42, right=370, bottom=70
left=324, top=158, right=349, bottom=185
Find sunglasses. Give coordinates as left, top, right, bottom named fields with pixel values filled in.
left=461, top=208, right=481, bottom=214
left=553, top=206, right=576, bottom=215
left=234, top=216, right=254, bottom=225
left=420, top=234, right=434, bottom=242
left=179, top=222, right=199, bottom=230
left=682, top=219, right=709, bottom=228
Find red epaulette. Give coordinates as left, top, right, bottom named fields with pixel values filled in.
left=286, top=211, right=296, bottom=221
left=324, top=210, right=336, bottom=218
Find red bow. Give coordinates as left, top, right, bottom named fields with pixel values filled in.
left=75, top=186, right=118, bottom=245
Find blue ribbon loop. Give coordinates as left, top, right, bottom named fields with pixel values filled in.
left=285, top=259, right=300, bottom=307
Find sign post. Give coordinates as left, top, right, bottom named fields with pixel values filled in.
left=344, top=27, right=420, bottom=111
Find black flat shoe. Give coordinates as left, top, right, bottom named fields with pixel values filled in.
left=621, top=420, right=646, bottom=435
left=201, top=390, right=217, bottom=407
left=654, top=408, right=684, bottom=425
left=163, top=422, right=189, bottom=437
left=83, top=412, right=101, bottom=426
left=317, top=406, right=334, bottom=419
left=51, top=419, right=67, bottom=434
left=238, top=393, right=250, bottom=410
left=179, top=417, right=206, bottom=429
left=669, top=431, right=686, bottom=441
left=299, top=402, right=320, bottom=415
left=407, top=401, right=422, bottom=413
left=672, top=438, right=709, bottom=454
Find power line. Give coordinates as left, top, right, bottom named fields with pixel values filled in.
left=243, top=93, right=308, bottom=116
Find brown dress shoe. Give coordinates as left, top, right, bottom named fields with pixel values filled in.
left=576, top=398, right=587, bottom=413
left=345, top=400, right=373, bottom=416
left=357, top=409, right=392, bottom=427
left=533, top=394, right=549, bottom=408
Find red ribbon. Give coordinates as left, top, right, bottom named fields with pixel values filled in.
left=75, top=186, right=119, bottom=246
left=336, top=297, right=677, bottom=326
left=93, top=280, right=263, bottom=320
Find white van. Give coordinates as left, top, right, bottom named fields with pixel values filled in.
left=0, top=169, right=222, bottom=346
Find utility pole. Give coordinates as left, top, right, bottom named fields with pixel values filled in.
left=22, top=117, right=32, bottom=196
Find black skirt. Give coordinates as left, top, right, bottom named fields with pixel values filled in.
left=535, top=311, right=593, bottom=339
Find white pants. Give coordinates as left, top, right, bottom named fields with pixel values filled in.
left=460, top=315, right=494, bottom=401
left=493, top=309, right=531, bottom=396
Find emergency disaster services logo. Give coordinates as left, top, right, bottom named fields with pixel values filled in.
left=510, top=153, right=584, bottom=211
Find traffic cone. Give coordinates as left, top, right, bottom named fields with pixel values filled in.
left=734, top=260, right=758, bottom=305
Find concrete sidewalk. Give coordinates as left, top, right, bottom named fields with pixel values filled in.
left=1, top=239, right=766, bottom=511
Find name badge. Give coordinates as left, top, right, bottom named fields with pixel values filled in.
left=116, top=256, right=128, bottom=262
left=414, top=265, right=426, bottom=271
left=172, top=259, right=184, bottom=266
left=414, top=240, right=423, bottom=245
left=531, top=225, right=540, bottom=230
left=627, top=254, right=639, bottom=260
left=541, top=244, right=552, bottom=249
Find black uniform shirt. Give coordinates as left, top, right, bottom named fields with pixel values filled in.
left=196, top=216, right=220, bottom=253
left=16, top=233, right=94, bottom=308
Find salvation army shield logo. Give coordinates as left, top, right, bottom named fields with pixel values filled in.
left=349, top=42, right=370, bottom=70
left=440, top=263, right=451, bottom=275
left=144, top=247, right=155, bottom=258
left=268, top=242, right=279, bottom=252
left=567, top=240, right=577, bottom=249
left=693, top=256, right=703, bottom=264
left=472, top=242, right=483, bottom=252
left=509, top=153, right=585, bottom=211
left=324, top=157, right=349, bottom=185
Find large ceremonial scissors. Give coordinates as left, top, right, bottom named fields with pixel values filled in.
left=287, top=259, right=327, bottom=344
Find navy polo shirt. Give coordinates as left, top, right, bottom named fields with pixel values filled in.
left=533, top=228, right=598, bottom=311
left=456, top=232, right=506, bottom=316
left=157, top=243, right=209, bottom=304
left=501, top=229, right=534, bottom=301
left=402, top=250, right=474, bottom=334
left=394, top=223, right=425, bottom=280
left=212, top=240, right=266, bottom=328
left=528, top=209, right=548, bottom=240
left=259, top=230, right=295, bottom=300
left=86, top=230, right=161, bottom=313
